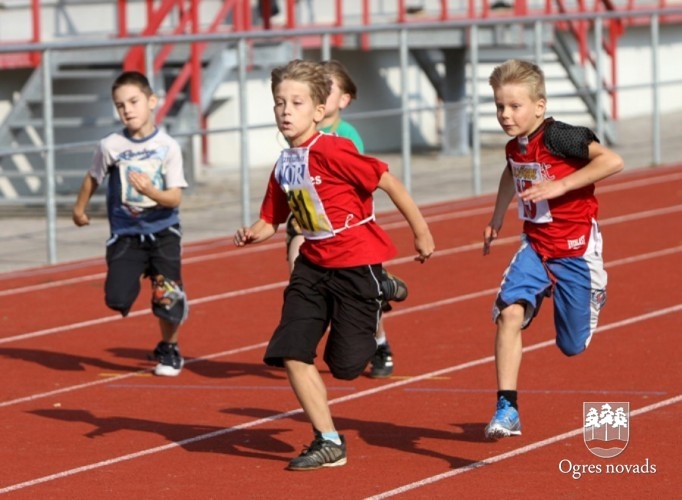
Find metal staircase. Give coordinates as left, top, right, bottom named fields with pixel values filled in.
left=411, top=17, right=619, bottom=151
left=1, top=0, right=676, bottom=202
left=0, top=0, right=296, bottom=204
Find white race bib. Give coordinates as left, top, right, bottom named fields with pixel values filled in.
left=509, top=160, right=552, bottom=223
left=118, top=157, right=165, bottom=209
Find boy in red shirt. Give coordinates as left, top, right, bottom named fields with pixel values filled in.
left=234, top=59, right=435, bottom=470
left=285, top=59, right=406, bottom=378
left=483, top=59, right=623, bottom=439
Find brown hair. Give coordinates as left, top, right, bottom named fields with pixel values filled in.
left=112, top=71, right=154, bottom=97
left=271, top=59, right=331, bottom=106
left=322, top=59, right=357, bottom=101
left=489, top=59, right=546, bottom=102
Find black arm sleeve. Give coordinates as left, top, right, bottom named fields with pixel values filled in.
left=543, top=121, right=599, bottom=160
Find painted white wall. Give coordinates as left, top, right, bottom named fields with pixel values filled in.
left=205, top=23, right=682, bottom=169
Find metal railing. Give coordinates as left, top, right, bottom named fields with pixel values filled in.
left=0, top=7, right=680, bottom=266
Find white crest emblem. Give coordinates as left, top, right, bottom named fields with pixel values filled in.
left=583, top=402, right=630, bottom=458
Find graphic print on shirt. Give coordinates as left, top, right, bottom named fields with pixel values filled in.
left=509, top=159, right=553, bottom=223
left=274, top=146, right=336, bottom=240
left=118, top=155, right=165, bottom=211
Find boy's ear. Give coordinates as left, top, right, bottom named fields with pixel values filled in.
left=313, top=103, right=326, bottom=123
left=149, top=93, right=159, bottom=110
left=535, top=98, right=546, bottom=117
left=339, top=93, right=351, bottom=110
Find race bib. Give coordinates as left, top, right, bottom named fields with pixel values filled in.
left=118, top=157, right=164, bottom=209
left=275, top=146, right=335, bottom=239
left=509, top=160, right=552, bottom=223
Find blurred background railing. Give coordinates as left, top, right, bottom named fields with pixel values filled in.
left=0, top=1, right=681, bottom=265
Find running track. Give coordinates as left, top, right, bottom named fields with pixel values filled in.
left=0, top=164, right=680, bottom=498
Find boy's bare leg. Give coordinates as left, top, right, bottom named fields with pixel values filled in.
left=285, top=359, right=335, bottom=433
left=494, top=303, right=525, bottom=390
left=287, top=235, right=304, bottom=274
left=159, top=318, right=180, bottom=344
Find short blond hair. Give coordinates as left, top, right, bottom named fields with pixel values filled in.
left=489, top=59, right=546, bottom=102
left=271, top=59, right=332, bottom=106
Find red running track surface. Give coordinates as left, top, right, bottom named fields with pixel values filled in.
left=0, top=164, right=680, bottom=498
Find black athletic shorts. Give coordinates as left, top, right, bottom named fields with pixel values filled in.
left=264, top=255, right=383, bottom=380
left=104, top=224, right=185, bottom=323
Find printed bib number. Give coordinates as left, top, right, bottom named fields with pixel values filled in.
left=515, top=178, right=537, bottom=220
left=286, top=188, right=332, bottom=233
left=510, top=160, right=552, bottom=223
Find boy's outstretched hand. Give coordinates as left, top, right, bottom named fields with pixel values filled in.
left=483, top=225, right=499, bottom=255
left=233, top=227, right=256, bottom=247
left=415, top=231, right=435, bottom=263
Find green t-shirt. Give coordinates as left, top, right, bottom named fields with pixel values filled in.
left=320, top=120, right=365, bottom=153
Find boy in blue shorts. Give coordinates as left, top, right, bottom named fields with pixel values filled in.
left=482, top=59, right=624, bottom=439
left=234, top=59, right=435, bottom=470
left=72, top=71, right=189, bottom=377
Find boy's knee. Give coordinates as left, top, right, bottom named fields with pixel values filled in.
left=326, top=358, right=368, bottom=380
left=495, top=301, right=528, bottom=328
left=329, top=365, right=364, bottom=380
left=105, top=295, right=133, bottom=317
left=556, top=339, right=587, bottom=357
left=151, top=275, right=189, bottom=324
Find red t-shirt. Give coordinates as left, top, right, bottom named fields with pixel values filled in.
left=260, top=132, right=397, bottom=267
left=506, top=118, right=599, bottom=258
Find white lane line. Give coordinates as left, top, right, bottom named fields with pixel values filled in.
left=0, top=174, right=682, bottom=297
left=1, top=242, right=681, bottom=347
left=0, top=342, right=269, bottom=409
left=1, top=200, right=680, bottom=298
left=0, top=280, right=288, bottom=346
left=0, top=304, right=679, bottom=494
left=365, top=395, right=682, bottom=500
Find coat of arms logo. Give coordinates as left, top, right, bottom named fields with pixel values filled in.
left=583, top=402, right=630, bottom=458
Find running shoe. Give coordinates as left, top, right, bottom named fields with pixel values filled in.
left=150, top=341, right=184, bottom=377
left=380, top=269, right=408, bottom=312
left=370, top=343, right=394, bottom=378
left=288, top=434, right=347, bottom=471
left=484, top=395, right=522, bottom=439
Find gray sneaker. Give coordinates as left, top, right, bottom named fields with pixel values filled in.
left=288, top=435, right=347, bottom=471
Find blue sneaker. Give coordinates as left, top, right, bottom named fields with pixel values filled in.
left=485, top=396, right=522, bottom=439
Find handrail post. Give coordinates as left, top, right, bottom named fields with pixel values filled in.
left=651, top=13, right=661, bottom=165
left=117, top=0, right=127, bottom=37
left=31, top=0, right=41, bottom=65
left=399, top=29, right=411, bottom=193
left=42, top=49, right=58, bottom=265
left=238, top=37, right=251, bottom=227
left=190, top=0, right=200, bottom=106
left=594, top=16, right=604, bottom=142
left=470, top=24, right=481, bottom=196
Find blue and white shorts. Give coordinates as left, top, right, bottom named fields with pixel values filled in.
left=492, top=221, right=607, bottom=356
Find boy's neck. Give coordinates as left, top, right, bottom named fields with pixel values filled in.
left=126, top=123, right=156, bottom=140
left=517, top=117, right=547, bottom=141
left=319, top=116, right=341, bottom=132
left=289, top=129, right=320, bottom=148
